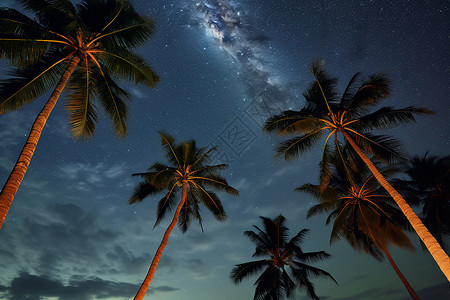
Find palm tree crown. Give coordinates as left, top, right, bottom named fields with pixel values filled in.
left=130, top=132, right=238, bottom=299
left=264, top=60, right=432, bottom=188
left=130, top=132, right=239, bottom=232
left=0, top=0, right=159, bottom=137
left=299, top=161, right=420, bottom=299
left=0, top=0, right=159, bottom=230
left=299, top=159, right=412, bottom=259
left=230, top=215, right=337, bottom=300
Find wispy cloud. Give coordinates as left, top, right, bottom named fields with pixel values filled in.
left=59, top=162, right=127, bottom=191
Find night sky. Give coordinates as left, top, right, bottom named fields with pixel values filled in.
left=1, top=0, right=449, bottom=299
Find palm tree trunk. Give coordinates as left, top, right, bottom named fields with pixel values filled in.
left=341, top=130, right=450, bottom=281
left=0, top=56, right=81, bottom=230
left=134, top=182, right=187, bottom=300
left=381, top=246, right=420, bottom=299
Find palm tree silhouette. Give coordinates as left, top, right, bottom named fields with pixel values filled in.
left=394, top=153, right=450, bottom=252
left=129, top=132, right=238, bottom=300
left=230, top=215, right=337, bottom=300
left=0, top=0, right=159, bottom=230
left=263, top=60, right=450, bottom=280
left=299, top=158, right=420, bottom=299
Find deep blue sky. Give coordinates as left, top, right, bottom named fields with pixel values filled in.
left=0, top=0, right=449, bottom=299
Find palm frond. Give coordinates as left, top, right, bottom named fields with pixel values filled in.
left=275, top=129, right=325, bottom=161
left=65, top=65, right=98, bottom=139
left=190, top=174, right=238, bottom=196
left=286, top=228, right=309, bottom=249
left=158, top=132, right=181, bottom=167
left=352, top=106, right=435, bottom=131
left=230, top=260, right=269, bottom=284
left=128, top=181, right=158, bottom=204
left=90, top=63, right=129, bottom=137
left=154, top=188, right=178, bottom=228
left=0, top=8, right=50, bottom=66
left=178, top=196, right=194, bottom=233
left=350, top=131, right=407, bottom=164
left=29, top=0, right=77, bottom=33
left=254, top=266, right=281, bottom=300
left=343, top=73, right=391, bottom=117
left=81, top=0, right=155, bottom=49
left=291, top=261, right=337, bottom=284
left=263, top=110, right=324, bottom=134
left=195, top=187, right=227, bottom=221
left=339, top=72, right=361, bottom=109
left=0, top=53, right=70, bottom=113
left=96, top=49, right=159, bottom=87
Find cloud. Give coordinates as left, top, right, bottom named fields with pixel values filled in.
left=407, top=282, right=450, bottom=300
left=0, top=272, right=141, bottom=300
left=58, top=162, right=127, bottom=191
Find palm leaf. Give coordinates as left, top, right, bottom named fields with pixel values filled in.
left=154, top=188, right=178, bottom=228
left=275, top=129, right=325, bottom=161
left=0, top=8, right=50, bottom=66
left=230, top=260, right=269, bottom=284
left=90, top=63, right=129, bottom=137
left=97, top=49, right=159, bottom=87
left=263, top=110, right=324, bottom=134
left=350, top=131, right=407, bottom=164
left=343, top=73, right=391, bottom=117
left=80, top=0, right=155, bottom=49
left=352, top=106, right=435, bottom=131
left=195, top=187, right=226, bottom=221
left=190, top=174, right=238, bottom=196
left=128, top=181, right=158, bottom=204
left=65, top=65, right=98, bottom=138
left=0, top=53, right=70, bottom=113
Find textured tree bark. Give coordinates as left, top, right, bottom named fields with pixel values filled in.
left=134, top=182, right=187, bottom=300
left=0, top=56, right=81, bottom=230
left=341, top=130, right=450, bottom=281
left=382, top=246, right=420, bottom=299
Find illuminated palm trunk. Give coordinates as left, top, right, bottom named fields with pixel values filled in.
left=381, top=246, right=420, bottom=300
left=0, top=56, right=81, bottom=230
left=341, top=130, right=450, bottom=281
left=134, top=182, right=187, bottom=300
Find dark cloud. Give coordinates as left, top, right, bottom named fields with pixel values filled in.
left=0, top=272, right=136, bottom=300
left=0, top=272, right=179, bottom=300
left=407, top=282, right=450, bottom=300
left=331, top=286, right=403, bottom=300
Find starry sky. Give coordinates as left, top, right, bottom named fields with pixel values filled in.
left=0, top=0, right=449, bottom=299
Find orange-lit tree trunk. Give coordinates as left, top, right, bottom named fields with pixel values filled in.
left=134, top=182, right=187, bottom=300
left=341, top=130, right=450, bottom=281
left=381, top=245, right=420, bottom=299
left=0, top=56, right=81, bottom=230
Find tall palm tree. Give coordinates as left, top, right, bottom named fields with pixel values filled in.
left=263, top=60, right=450, bottom=280
left=394, top=153, right=450, bottom=252
left=230, top=215, right=337, bottom=300
left=298, top=160, right=420, bottom=299
left=0, top=0, right=159, bottom=230
left=129, top=132, right=238, bottom=300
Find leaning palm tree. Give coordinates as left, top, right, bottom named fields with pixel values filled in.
left=230, top=215, right=337, bottom=300
left=299, top=159, right=420, bottom=299
left=0, top=0, right=159, bottom=230
left=263, top=60, right=450, bottom=280
left=394, top=153, right=450, bottom=252
left=129, top=132, right=238, bottom=300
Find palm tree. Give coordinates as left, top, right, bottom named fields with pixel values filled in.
left=129, top=132, right=238, bottom=300
left=0, top=0, right=159, bottom=230
left=394, top=153, right=450, bottom=251
left=230, top=215, right=337, bottom=300
left=263, top=60, right=450, bottom=280
left=298, top=160, right=420, bottom=299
